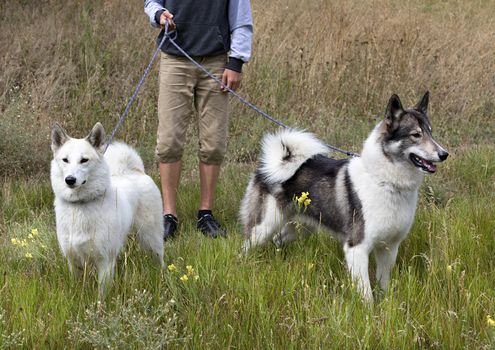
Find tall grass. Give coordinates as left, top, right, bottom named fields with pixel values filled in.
left=1, top=0, right=495, bottom=174
left=1, top=147, right=494, bottom=348
left=1, top=0, right=495, bottom=348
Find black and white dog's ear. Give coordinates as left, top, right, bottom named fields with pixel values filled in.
left=385, top=94, right=404, bottom=128
left=51, top=123, right=70, bottom=153
left=415, top=91, right=429, bottom=114
left=86, top=122, right=106, bottom=150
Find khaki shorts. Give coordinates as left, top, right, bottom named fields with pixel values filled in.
left=156, top=53, right=229, bottom=165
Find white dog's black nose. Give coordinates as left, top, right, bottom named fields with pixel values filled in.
left=65, top=176, right=77, bottom=186
left=438, top=150, right=449, bottom=161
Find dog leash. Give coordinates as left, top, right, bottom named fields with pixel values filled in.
left=103, top=30, right=171, bottom=153
left=105, top=23, right=359, bottom=157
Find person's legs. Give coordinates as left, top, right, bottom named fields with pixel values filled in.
left=199, top=161, right=221, bottom=211
left=160, top=161, right=182, bottom=216
left=195, top=54, right=229, bottom=201
left=157, top=53, right=196, bottom=238
left=160, top=161, right=181, bottom=240
left=194, top=54, right=229, bottom=236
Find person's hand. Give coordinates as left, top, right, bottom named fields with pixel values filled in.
left=221, top=69, right=242, bottom=92
left=160, top=10, right=176, bottom=31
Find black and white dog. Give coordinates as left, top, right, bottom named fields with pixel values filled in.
left=240, top=92, right=448, bottom=301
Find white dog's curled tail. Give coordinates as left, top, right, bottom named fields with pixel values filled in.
left=258, top=129, right=329, bottom=184
left=104, top=142, right=145, bottom=175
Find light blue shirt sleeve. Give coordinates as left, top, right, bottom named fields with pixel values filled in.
left=229, top=0, right=254, bottom=63
left=144, top=0, right=165, bottom=28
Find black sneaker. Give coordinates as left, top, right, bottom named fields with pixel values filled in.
left=197, top=214, right=226, bottom=238
left=163, top=214, right=178, bottom=241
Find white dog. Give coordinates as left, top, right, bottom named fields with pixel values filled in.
left=50, top=122, right=164, bottom=295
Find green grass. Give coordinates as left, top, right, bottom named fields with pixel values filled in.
left=1, top=147, right=494, bottom=349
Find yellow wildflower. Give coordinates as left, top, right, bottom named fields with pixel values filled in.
left=296, top=191, right=309, bottom=205
left=20, top=240, right=28, bottom=247
left=167, top=263, right=177, bottom=273
left=31, top=228, right=39, bottom=236
left=28, top=234, right=34, bottom=240
left=447, top=265, right=453, bottom=273
left=180, top=275, right=189, bottom=282
left=11, top=238, right=18, bottom=245
left=186, top=265, right=194, bottom=276
left=194, top=275, right=199, bottom=281
left=487, top=315, right=495, bottom=327
left=295, top=192, right=312, bottom=208
left=25, top=252, right=33, bottom=259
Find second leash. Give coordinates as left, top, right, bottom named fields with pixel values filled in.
left=163, top=30, right=359, bottom=158
left=105, top=22, right=359, bottom=158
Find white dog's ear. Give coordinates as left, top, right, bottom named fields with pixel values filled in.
left=385, top=94, right=404, bottom=129
left=86, top=122, right=106, bottom=150
left=51, top=123, right=70, bottom=152
left=415, top=91, right=429, bottom=115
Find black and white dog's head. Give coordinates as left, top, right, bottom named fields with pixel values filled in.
left=380, top=92, right=449, bottom=174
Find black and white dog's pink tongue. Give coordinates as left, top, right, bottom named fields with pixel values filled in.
left=424, top=160, right=437, bottom=173
left=414, top=155, right=437, bottom=173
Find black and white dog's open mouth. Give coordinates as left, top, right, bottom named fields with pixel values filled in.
left=410, top=153, right=437, bottom=173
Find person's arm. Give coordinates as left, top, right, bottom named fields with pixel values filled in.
left=222, top=0, right=253, bottom=91
left=144, top=0, right=166, bottom=28
left=226, top=0, right=253, bottom=72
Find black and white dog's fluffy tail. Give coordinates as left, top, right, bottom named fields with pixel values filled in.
left=239, top=130, right=329, bottom=238
left=258, top=129, right=329, bottom=184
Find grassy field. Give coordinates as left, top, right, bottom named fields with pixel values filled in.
left=1, top=0, right=495, bottom=348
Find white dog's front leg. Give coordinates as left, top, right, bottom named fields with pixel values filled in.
left=97, top=259, right=116, bottom=298
left=374, top=242, right=400, bottom=291
left=344, top=242, right=373, bottom=301
left=67, top=258, right=84, bottom=280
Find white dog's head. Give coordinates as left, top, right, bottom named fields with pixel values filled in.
left=50, top=123, right=108, bottom=202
